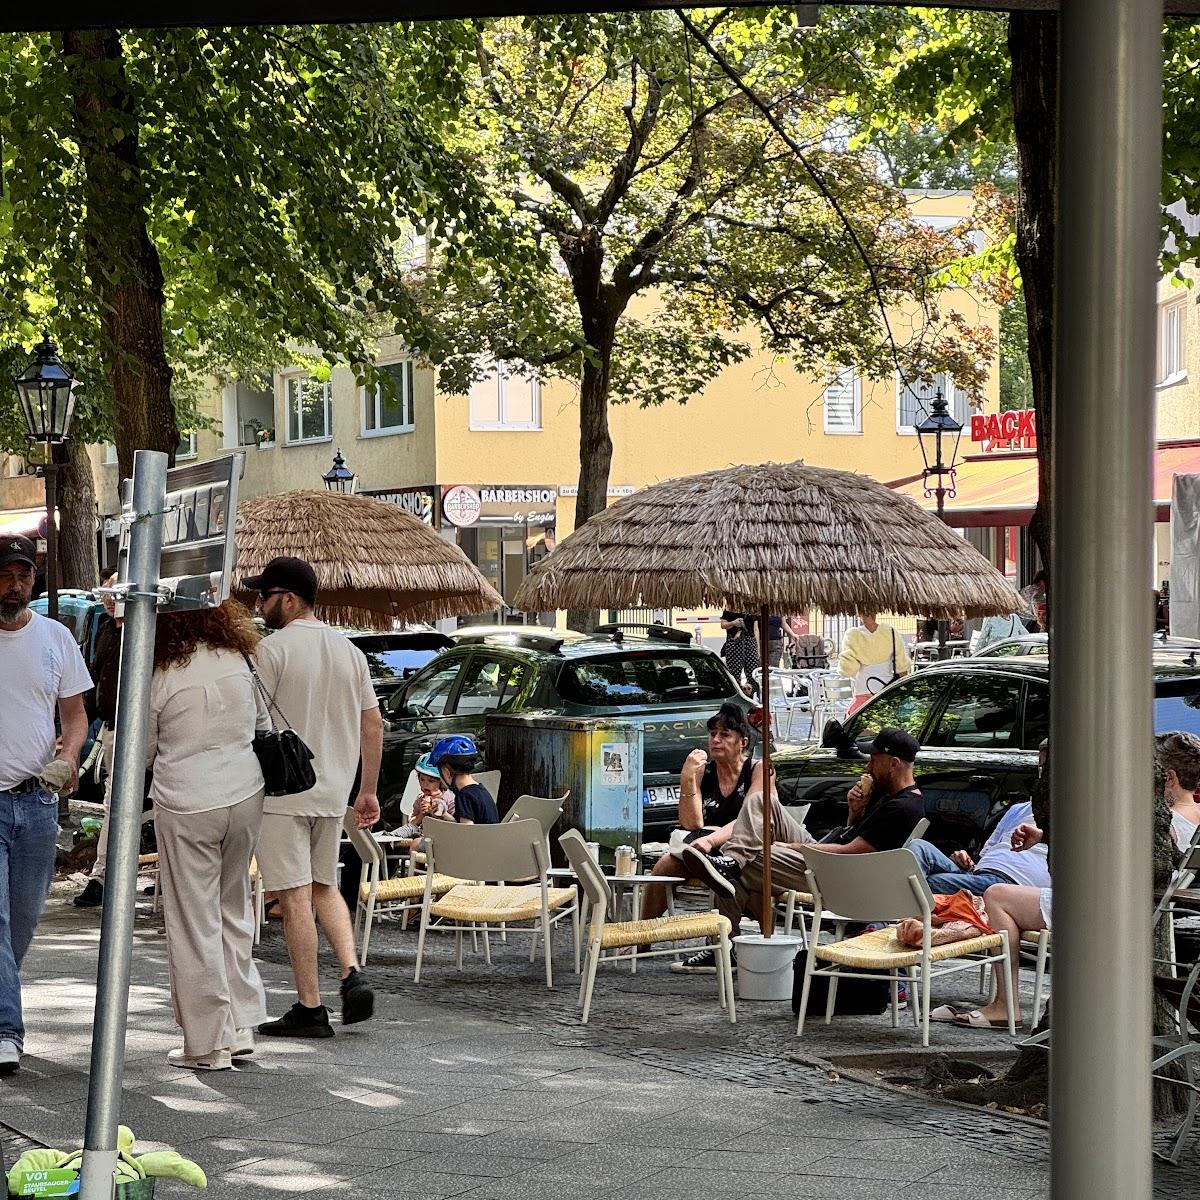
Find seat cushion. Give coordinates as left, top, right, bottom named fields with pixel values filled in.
left=362, top=873, right=461, bottom=904
left=431, top=883, right=576, bottom=923
left=138, top=853, right=159, bottom=868
left=814, top=925, right=1005, bottom=970
left=600, top=912, right=731, bottom=950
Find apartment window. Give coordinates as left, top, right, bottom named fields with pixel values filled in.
left=283, top=375, right=332, bottom=444
left=823, top=367, right=861, bottom=434
left=176, top=432, right=198, bottom=460
left=469, top=362, right=542, bottom=431
left=897, top=372, right=969, bottom=433
left=1159, top=299, right=1186, bottom=385
left=362, top=362, right=415, bottom=436
left=102, top=444, right=118, bottom=465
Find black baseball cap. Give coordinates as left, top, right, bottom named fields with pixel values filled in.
left=0, top=535, right=37, bottom=570
left=242, top=556, right=318, bottom=605
left=870, top=727, right=920, bottom=763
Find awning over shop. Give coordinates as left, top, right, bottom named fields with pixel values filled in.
left=889, top=439, right=1200, bottom=527
left=0, top=507, right=50, bottom=538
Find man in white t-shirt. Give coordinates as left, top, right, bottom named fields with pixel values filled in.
left=0, top=536, right=92, bottom=1073
left=243, top=557, right=382, bottom=1039
left=906, top=799, right=1051, bottom=896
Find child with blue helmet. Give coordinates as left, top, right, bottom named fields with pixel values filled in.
left=391, top=753, right=455, bottom=841
left=428, top=735, right=499, bottom=825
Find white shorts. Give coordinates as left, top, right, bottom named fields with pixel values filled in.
left=256, top=813, right=342, bottom=892
left=1038, top=887, right=1053, bottom=930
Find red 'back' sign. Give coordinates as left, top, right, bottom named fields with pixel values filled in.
left=971, top=409, right=1038, bottom=444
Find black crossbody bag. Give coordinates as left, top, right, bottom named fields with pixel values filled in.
left=244, top=654, right=317, bottom=796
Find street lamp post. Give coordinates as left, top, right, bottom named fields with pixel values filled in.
left=13, top=334, right=79, bottom=621
left=914, top=386, right=963, bottom=659
left=322, top=448, right=355, bottom=494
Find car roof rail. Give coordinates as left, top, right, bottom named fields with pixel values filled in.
left=450, top=627, right=569, bottom=653
left=593, top=622, right=693, bottom=646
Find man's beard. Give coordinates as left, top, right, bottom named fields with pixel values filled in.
left=0, top=596, right=29, bottom=623
left=262, top=606, right=285, bottom=630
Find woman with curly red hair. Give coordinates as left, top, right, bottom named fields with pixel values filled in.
left=148, top=600, right=269, bottom=1070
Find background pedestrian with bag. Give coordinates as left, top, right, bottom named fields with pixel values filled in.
left=244, top=556, right=382, bottom=1039
left=837, top=612, right=911, bottom=715
left=147, top=601, right=269, bottom=1071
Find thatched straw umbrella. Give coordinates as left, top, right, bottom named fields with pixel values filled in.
left=514, top=460, right=1025, bottom=937
left=235, top=490, right=503, bottom=628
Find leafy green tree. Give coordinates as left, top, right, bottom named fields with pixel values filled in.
left=413, top=12, right=995, bottom=629
left=0, top=23, right=502, bottom=584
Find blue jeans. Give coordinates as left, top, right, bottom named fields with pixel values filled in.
left=0, top=787, right=59, bottom=1049
left=907, top=839, right=1011, bottom=898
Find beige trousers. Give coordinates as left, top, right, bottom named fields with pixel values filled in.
left=155, top=792, right=268, bottom=1057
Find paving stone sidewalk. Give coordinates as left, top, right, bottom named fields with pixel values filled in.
left=1, top=892, right=1195, bottom=1199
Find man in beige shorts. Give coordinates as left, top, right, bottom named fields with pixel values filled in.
left=243, top=556, right=383, bottom=1038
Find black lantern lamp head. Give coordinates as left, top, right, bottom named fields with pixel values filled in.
left=914, top=388, right=964, bottom=500
left=14, top=333, right=79, bottom=444
left=322, top=448, right=355, bottom=493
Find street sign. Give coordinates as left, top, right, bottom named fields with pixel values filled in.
left=117, top=452, right=245, bottom=609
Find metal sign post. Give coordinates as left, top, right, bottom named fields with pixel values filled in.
left=78, top=450, right=245, bottom=1200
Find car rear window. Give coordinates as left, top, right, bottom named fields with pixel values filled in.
left=352, top=635, right=450, bottom=682
left=557, top=650, right=736, bottom=707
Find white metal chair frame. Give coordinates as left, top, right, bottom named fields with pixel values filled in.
left=796, top=847, right=1016, bottom=1047
left=560, top=830, right=735, bottom=1025
left=414, top=818, right=579, bottom=988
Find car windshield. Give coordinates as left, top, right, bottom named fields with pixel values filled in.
left=558, top=649, right=735, bottom=707
left=351, top=635, right=450, bottom=682
left=1154, top=679, right=1200, bottom=736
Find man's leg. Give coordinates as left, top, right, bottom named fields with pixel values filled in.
left=926, top=868, right=1011, bottom=897
left=275, top=884, right=322, bottom=1007
left=0, top=794, right=24, bottom=1062
left=257, top=814, right=323, bottom=1008
left=722, top=791, right=809, bottom=866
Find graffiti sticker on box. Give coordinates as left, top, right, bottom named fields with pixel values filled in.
left=600, top=743, right=630, bottom=786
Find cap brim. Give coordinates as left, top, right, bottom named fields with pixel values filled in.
left=241, top=574, right=268, bottom=591
left=0, top=553, right=36, bottom=569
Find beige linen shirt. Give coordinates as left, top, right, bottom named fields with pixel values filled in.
left=148, top=645, right=268, bottom=815
left=254, top=619, right=377, bottom=818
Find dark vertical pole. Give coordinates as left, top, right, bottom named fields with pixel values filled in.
left=44, top=446, right=58, bottom=622
left=758, top=604, right=774, bottom=937
left=935, top=482, right=948, bottom=658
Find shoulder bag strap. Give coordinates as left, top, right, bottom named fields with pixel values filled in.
left=243, top=653, right=292, bottom=733
left=891, top=626, right=898, bottom=674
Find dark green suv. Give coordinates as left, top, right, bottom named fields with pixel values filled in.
left=377, top=624, right=751, bottom=834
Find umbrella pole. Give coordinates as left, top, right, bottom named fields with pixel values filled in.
left=759, top=604, right=774, bottom=938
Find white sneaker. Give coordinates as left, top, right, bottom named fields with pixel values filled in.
left=167, top=1047, right=232, bottom=1071
left=0, top=1039, right=20, bottom=1075
left=231, top=1028, right=254, bottom=1057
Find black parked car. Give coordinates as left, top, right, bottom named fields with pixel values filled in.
left=773, top=658, right=1200, bottom=853
left=345, top=628, right=453, bottom=707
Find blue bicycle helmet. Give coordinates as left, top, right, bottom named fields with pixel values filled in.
left=428, top=734, right=478, bottom=766
left=414, top=753, right=440, bottom=778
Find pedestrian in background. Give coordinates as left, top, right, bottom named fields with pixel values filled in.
left=838, top=612, right=911, bottom=715
left=719, top=610, right=760, bottom=697
left=765, top=614, right=800, bottom=668
left=148, top=601, right=269, bottom=1071
left=244, top=556, right=382, bottom=1039
left=0, top=536, right=91, bottom=1074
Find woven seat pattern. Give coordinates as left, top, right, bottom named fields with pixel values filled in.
left=779, top=890, right=814, bottom=906
left=410, top=851, right=428, bottom=866
left=362, top=873, right=460, bottom=903
left=814, top=926, right=1005, bottom=970
left=599, top=912, right=731, bottom=950
left=138, top=854, right=159, bottom=867
left=1021, top=930, right=1050, bottom=945
left=431, top=884, right=576, bottom=923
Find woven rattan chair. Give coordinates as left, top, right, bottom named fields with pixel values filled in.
left=797, top=847, right=1015, bottom=1046
left=342, top=813, right=461, bottom=963
left=560, top=830, right=735, bottom=1024
left=415, top=819, right=578, bottom=987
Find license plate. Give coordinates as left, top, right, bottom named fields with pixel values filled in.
left=643, top=785, right=680, bottom=807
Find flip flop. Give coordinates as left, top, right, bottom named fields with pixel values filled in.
left=929, top=1004, right=966, bottom=1023
left=953, top=1009, right=1020, bottom=1031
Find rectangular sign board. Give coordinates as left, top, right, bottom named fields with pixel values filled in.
left=16, top=1169, right=78, bottom=1196
left=119, top=451, right=245, bottom=610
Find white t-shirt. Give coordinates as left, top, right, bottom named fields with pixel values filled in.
left=975, top=801, right=1051, bottom=889
left=0, top=611, right=93, bottom=791
left=1172, top=810, right=1198, bottom=852
left=254, top=619, right=376, bottom=818
left=148, top=646, right=268, bottom=815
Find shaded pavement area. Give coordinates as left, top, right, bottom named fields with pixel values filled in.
left=1, top=890, right=1196, bottom=1199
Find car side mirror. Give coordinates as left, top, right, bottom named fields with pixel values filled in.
left=820, top=718, right=845, bottom=749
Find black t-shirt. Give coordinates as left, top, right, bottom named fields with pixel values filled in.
left=454, top=783, right=499, bottom=825
left=699, top=757, right=756, bottom=826
left=819, top=785, right=923, bottom=851
left=721, top=610, right=756, bottom=639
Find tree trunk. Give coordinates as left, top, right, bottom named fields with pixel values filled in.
left=566, top=310, right=618, bottom=634
left=56, top=441, right=99, bottom=590
left=62, top=29, right=177, bottom=481
left=1008, top=12, right=1056, bottom=574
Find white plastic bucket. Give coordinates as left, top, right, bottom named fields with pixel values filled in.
left=733, top=933, right=803, bottom=1002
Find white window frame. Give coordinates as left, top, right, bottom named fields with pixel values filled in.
left=360, top=361, right=415, bottom=437
left=469, top=362, right=543, bottom=432
left=175, top=432, right=198, bottom=461
left=102, top=444, right=118, bottom=466
left=896, top=372, right=970, bottom=434
left=1158, top=298, right=1187, bottom=386
left=282, top=373, right=333, bottom=446
left=823, top=367, right=862, bottom=435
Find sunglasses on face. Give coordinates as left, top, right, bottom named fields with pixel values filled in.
left=258, top=589, right=290, bottom=601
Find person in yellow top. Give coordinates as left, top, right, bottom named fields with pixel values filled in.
left=837, top=613, right=911, bottom=715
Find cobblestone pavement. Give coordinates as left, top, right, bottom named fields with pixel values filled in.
left=2, top=890, right=1196, bottom=1199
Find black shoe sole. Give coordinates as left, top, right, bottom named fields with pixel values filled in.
left=0, top=1061, right=20, bottom=1076
left=341, top=981, right=375, bottom=1026
left=257, top=1022, right=335, bottom=1039
left=72, top=898, right=102, bottom=908
left=680, top=847, right=738, bottom=898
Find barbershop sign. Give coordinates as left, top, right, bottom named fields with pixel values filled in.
left=971, top=409, right=1038, bottom=445
left=365, top=486, right=436, bottom=526
left=441, top=484, right=558, bottom=528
